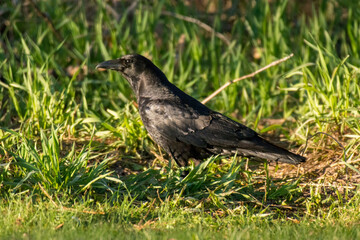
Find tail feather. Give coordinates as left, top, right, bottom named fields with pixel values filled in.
left=238, top=137, right=306, bottom=165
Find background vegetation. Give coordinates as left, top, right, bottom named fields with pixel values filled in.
left=0, top=0, right=359, bottom=239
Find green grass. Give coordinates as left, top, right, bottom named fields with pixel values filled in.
left=1, top=194, right=360, bottom=239
left=0, top=0, right=359, bottom=239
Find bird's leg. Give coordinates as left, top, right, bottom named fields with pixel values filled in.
left=168, top=148, right=190, bottom=177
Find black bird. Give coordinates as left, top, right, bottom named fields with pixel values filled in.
left=96, top=54, right=306, bottom=167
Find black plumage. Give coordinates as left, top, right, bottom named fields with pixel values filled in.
left=96, top=54, right=306, bottom=167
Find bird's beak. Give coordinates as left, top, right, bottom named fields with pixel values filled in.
left=96, top=59, right=122, bottom=71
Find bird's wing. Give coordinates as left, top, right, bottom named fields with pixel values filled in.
left=182, top=112, right=258, bottom=148
left=141, top=100, right=257, bottom=148
left=141, top=99, right=210, bottom=147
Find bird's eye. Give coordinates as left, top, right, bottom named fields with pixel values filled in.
left=124, top=59, right=133, bottom=64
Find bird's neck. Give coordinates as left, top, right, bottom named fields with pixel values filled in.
left=136, top=74, right=178, bottom=101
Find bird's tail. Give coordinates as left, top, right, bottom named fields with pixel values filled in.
left=239, top=137, right=306, bottom=164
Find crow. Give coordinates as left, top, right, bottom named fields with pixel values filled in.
left=96, top=54, right=306, bottom=167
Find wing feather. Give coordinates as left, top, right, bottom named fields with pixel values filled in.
left=141, top=100, right=257, bottom=149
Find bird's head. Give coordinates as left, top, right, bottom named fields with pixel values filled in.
left=96, top=54, right=169, bottom=97
left=96, top=54, right=148, bottom=78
